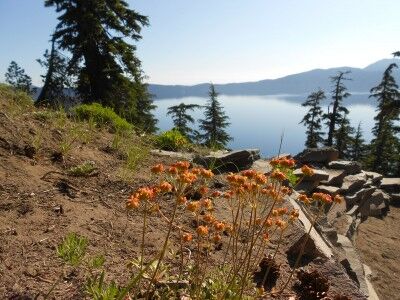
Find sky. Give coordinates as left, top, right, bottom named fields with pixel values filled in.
left=0, top=0, right=399, bottom=86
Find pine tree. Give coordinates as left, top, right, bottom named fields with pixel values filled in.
left=350, top=122, right=367, bottom=161
left=367, top=63, right=400, bottom=175
left=300, top=89, right=325, bottom=148
left=334, top=115, right=355, bottom=159
left=36, top=36, right=77, bottom=107
left=4, top=61, right=34, bottom=94
left=45, top=0, right=157, bottom=132
left=167, top=103, right=200, bottom=140
left=324, top=71, right=351, bottom=146
left=199, top=84, right=232, bottom=149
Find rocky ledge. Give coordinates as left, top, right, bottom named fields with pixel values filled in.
left=181, top=147, right=400, bottom=299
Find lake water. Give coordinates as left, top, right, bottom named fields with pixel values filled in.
left=153, top=95, right=376, bottom=157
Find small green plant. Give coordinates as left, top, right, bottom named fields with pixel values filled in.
left=85, top=271, right=122, bottom=300
left=155, top=129, right=190, bottom=151
left=68, top=161, right=96, bottom=176
left=73, top=103, right=133, bottom=133
left=57, top=232, right=88, bottom=266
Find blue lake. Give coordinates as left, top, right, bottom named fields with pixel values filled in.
left=153, top=95, right=376, bottom=157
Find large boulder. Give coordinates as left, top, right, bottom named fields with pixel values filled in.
left=315, top=185, right=341, bottom=195
left=295, top=147, right=339, bottom=165
left=320, top=169, right=346, bottom=187
left=341, top=173, right=367, bottom=194
left=293, top=168, right=329, bottom=182
left=328, top=160, right=362, bottom=175
left=193, top=149, right=260, bottom=173
left=368, top=189, right=390, bottom=217
left=345, top=187, right=376, bottom=209
left=362, top=171, right=383, bottom=185
left=380, top=178, right=400, bottom=193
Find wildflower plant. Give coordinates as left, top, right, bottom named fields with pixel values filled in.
left=125, top=158, right=342, bottom=299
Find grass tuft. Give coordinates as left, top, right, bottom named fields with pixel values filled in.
left=73, top=103, right=133, bottom=133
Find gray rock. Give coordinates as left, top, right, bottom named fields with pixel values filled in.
left=380, top=178, right=400, bottom=193
left=362, top=171, right=383, bottom=185
left=337, top=234, right=370, bottom=297
left=150, top=149, right=194, bottom=160
left=193, top=149, right=260, bottom=173
left=295, top=147, right=339, bottom=164
left=315, top=185, right=341, bottom=195
left=251, top=159, right=272, bottom=174
left=295, top=181, right=320, bottom=194
left=293, top=168, right=329, bottom=182
left=328, top=160, right=362, bottom=175
left=341, top=173, right=367, bottom=194
left=368, top=189, right=390, bottom=217
left=345, top=187, right=376, bottom=208
left=346, top=205, right=360, bottom=216
left=320, top=169, right=346, bottom=187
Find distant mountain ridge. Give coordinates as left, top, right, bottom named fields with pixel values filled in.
left=148, top=58, right=400, bottom=99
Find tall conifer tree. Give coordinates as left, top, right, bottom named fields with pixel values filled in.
left=167, top=103, right=200, bottom=140
left=367, top=63, right=400, bottom=174
left=300, top=89, right=325, bottom=148
left=199, top=84, right=232, bottom=149
left=324, top=71, right=351, bottom=146
left=4, top=61, right=34, bottom=94
left=350, top=122, right=367, bottom=162
left=45, top=0, right=157, bottom=132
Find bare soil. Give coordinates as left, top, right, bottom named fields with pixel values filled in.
left=356, top=206, right=400, bottom=300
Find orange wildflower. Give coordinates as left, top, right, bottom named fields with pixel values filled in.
left=137, top=187, right=155, bottom=201
left=159, top=181, right=173, bottom=193
left=203, top=213, right=215, bottom=223
left=199, top=186, right=209, bottom=195
left=255, top=173, right=267, bottom=185
left=177, top=196, right=187, bottom=205
left=182, top=233, right=193, bottom=242
left=211, top=191, right=221, bottom=198
left=298, top=194, right=311, bottom=205
left=275, top=219, right=287, bottom=229
left=151, top=164, right=164, bottom=174
left=200, top=168, right=214, bottom=179
left=301, top=165, right=314, bottom=177
left=175, top=161, right=190, bottom=171
left=196, top=225, right=209, bottom=237
left=214, top=222, right=225, bottom=231
left=270, top=170, right=287, bottom=181
left=212, top=234, right=222, bottom=243
left=126, top=195, right=140, bottom=209
left=180, top=172, right=197, bottom=184
left=187, top=201, right=200, bottom=212
left=201, top=198, right=213, bottom=210
left=168, top=166, right=178, bottom=175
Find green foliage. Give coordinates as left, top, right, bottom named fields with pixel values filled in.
left=367, top=63, right=400, bottom=175
left=350, top=122, right=367, bottom=161
left=45, top=0, right=157, bottom=133
left=88, top=255, right=106, bottom=270
left=324, top=71, right=351, bottom=146
left=155, top=129, right=190, bottom=151
left=199, top=84, right=232, bottom=149
left=73, top=103, right=133, bottom=133
left=4, top=61, right=34, bottom=94
left=167, top=103, right=200, bottom=140
left=85, top=271, right=122, bottom=300
left=300, top=90, right=325, bottom=148
left=68, top=161, right=96, bottom=176
left=57, top=233, right=88, bottom=266
left=334, top=115, right=355, bottom=159
left=0, top=83, right=33, bottom=115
